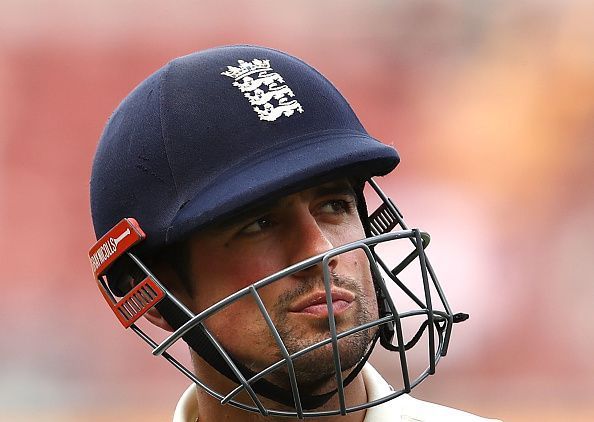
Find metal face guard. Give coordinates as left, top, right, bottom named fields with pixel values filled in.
left=88, top=180, right=465, bottom=419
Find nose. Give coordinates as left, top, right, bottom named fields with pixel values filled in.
left=287, top=207, right=338, bottom=278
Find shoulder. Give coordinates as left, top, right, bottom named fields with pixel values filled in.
left=395, top=395, right=502, bottom=422
left=362, top=365, right=501, bottom=422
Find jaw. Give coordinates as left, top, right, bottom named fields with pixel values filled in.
left=190, top=347, right=370, bottom=416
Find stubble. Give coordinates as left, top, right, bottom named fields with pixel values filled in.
left=266, top=272, right=379, bottom=390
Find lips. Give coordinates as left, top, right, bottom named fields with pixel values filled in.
left=288, top=289, right=355, bottom=316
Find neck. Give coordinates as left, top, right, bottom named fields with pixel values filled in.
left=192, top=354, right=368, bottom=422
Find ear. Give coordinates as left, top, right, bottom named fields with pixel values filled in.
left=144, top=306, right=175, bottom=332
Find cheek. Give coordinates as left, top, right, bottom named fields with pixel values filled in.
left=345, top=250, right=376, bottom=295
left=326, top=218, right=366, bottom=247
left=217, top=250, right=283, bottom=290
left=189, top=247, right=284, bottom=359
left=192, top=244, right=285, bottom=307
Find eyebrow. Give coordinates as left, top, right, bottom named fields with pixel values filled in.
left=212, top=180, right=357, bottom=231
left=309, top=181, right=356, bottom=199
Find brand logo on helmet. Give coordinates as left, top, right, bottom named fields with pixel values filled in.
left=89, top=228, right=131, bottom=274
left=222, top=59, right=304, bottom=122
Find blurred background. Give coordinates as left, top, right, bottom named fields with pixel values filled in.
left=1, top=0, right=592, bottom=420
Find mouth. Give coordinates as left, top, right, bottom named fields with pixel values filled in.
left=288, top=288, right=355, bottom=317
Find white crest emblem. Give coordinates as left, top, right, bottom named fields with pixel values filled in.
left=222, top=59, right=304, bottom=122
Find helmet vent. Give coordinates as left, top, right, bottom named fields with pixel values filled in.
left=114, top=277, right=165, bottom=328
left=369, top=203, right=399, bottom=236
left=96, top=275, right=165, bottom=329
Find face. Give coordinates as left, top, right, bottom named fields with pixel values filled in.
left=181, top=179, right=379, bottom=391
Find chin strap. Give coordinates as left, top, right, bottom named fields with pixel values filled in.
left=156, top=296, right=380, bottom=411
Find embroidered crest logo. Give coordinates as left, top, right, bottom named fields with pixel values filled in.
left=222, top=59, right=304, bottom=122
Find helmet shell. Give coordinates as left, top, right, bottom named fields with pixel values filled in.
left=90, top=45, right=399, bottom=252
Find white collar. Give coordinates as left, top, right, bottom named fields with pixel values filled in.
left=172, top=364, right=499, bottom=421
left=172, top=364, right=391, bottom=422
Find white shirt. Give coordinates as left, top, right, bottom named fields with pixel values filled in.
left=360, top=365, right=500, bottom=421
left=173, top=364, right=501, bottom=421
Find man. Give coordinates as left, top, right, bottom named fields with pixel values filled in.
left=89, top=45, right=500, bottom=421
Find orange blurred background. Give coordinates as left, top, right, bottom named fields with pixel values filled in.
left=1, top=1, right=593, bottom=421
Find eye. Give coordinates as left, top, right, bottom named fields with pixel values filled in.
left=319, top=199, right=355, bottom=215
left=240, top=217, right=273, bottom=235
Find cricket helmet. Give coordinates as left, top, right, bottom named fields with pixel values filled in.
left=89, top=45, right=465, bottom=418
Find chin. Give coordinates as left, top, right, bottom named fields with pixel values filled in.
left=263, top=326, right=375, bottom=392
left=247, top=298, right=379, bottom=390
